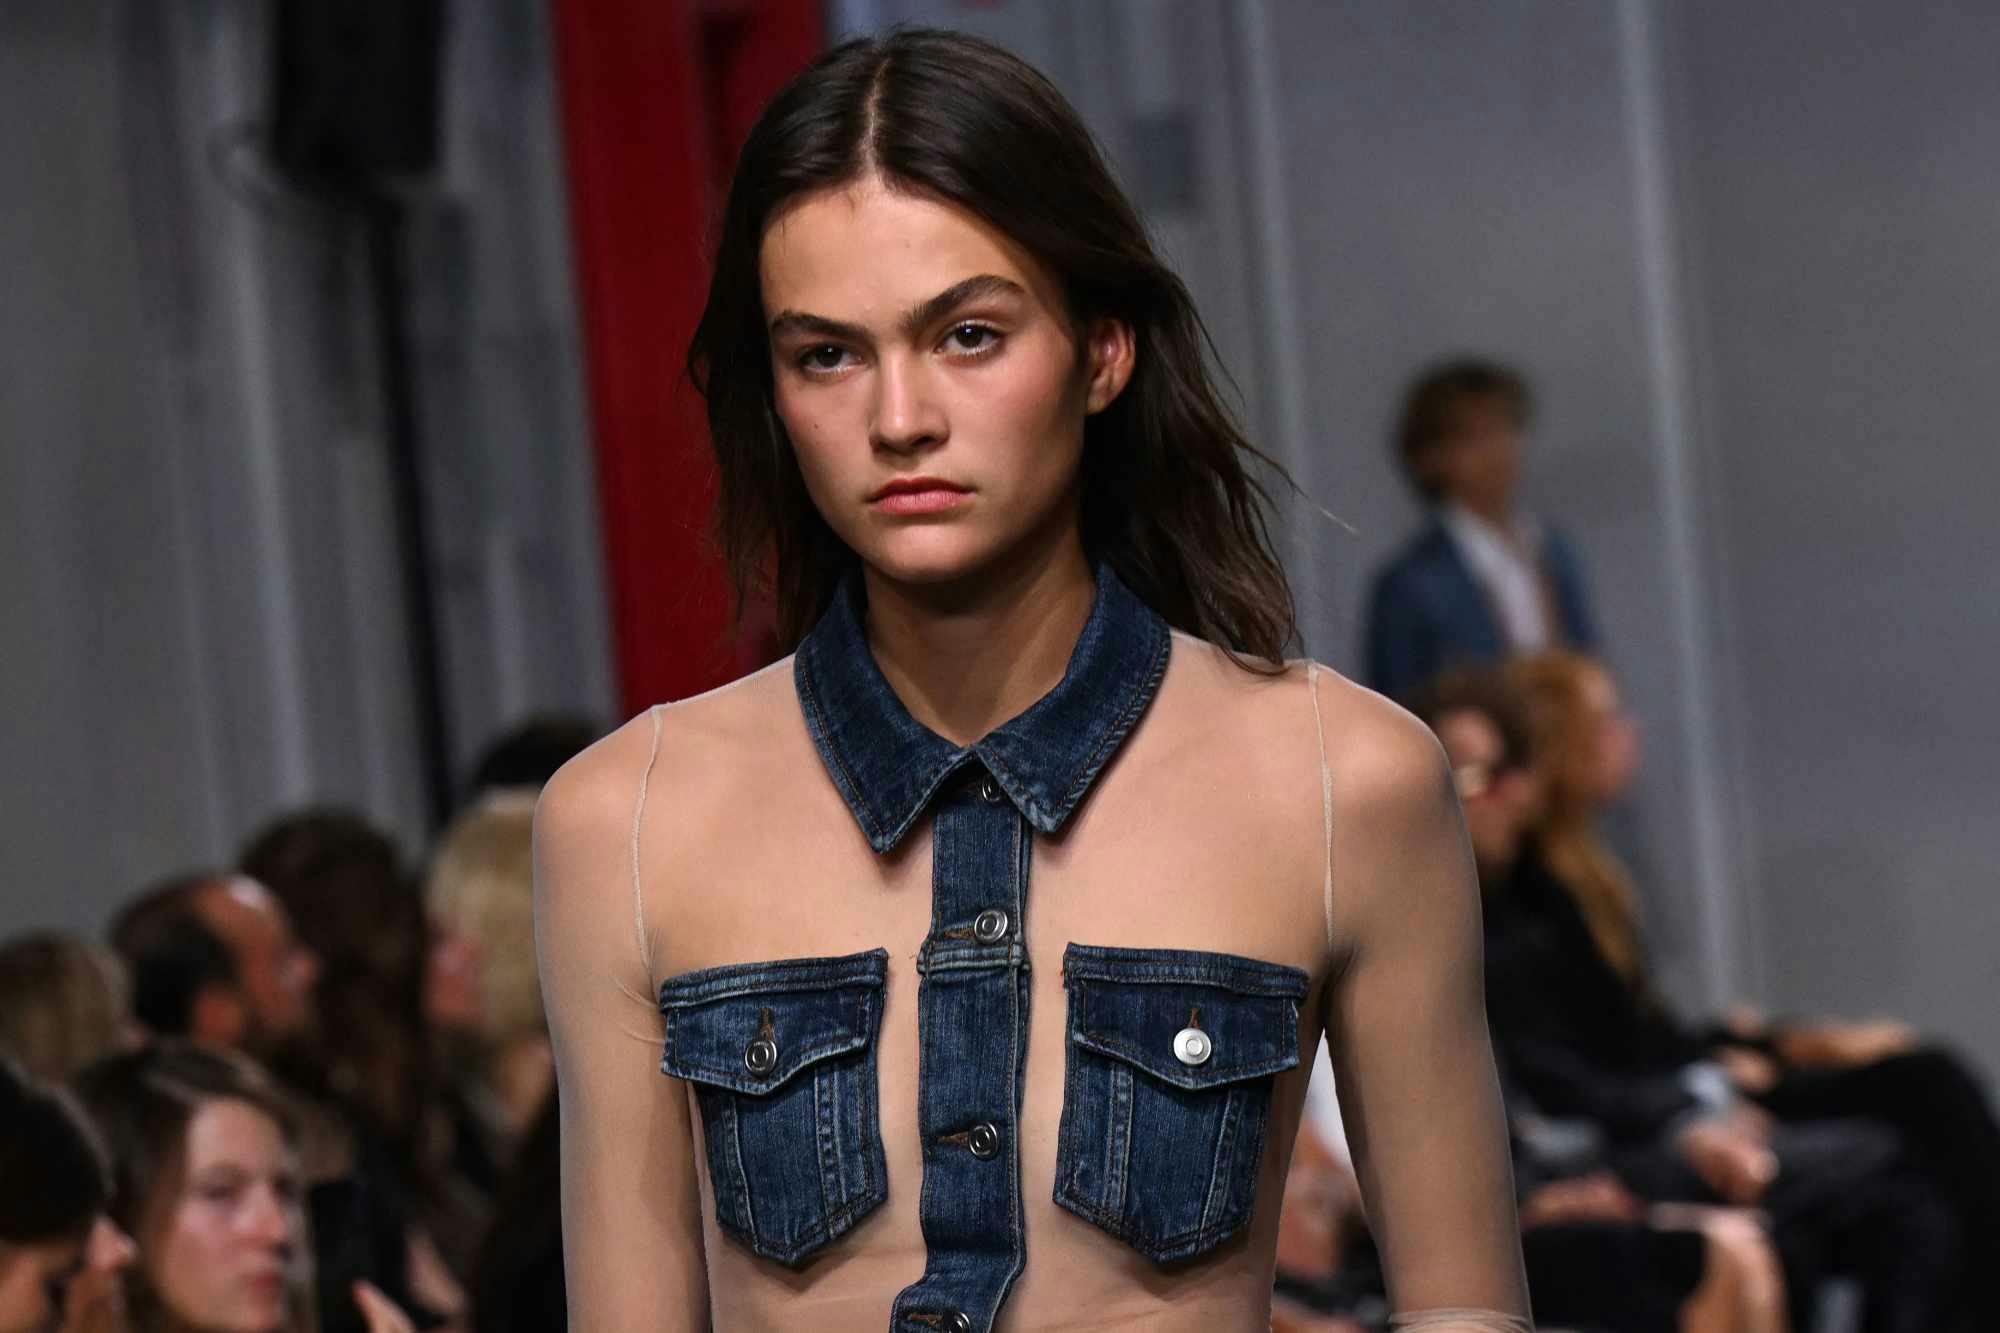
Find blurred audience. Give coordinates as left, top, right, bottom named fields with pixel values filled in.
left=1506, top=653, right=2000, bottom=1302
left=1364, top=358, right=1599, bottom=702
left=1417, top=664, right=1974, bottom=1332
left=0, top=1057, right=136, bottom=1333
left=239, top=810, right=476, bottom=1322
left=0, top=935, right=138, bottom=1084
left=425, top=791, right=549, bottom=1153
left=109, top=875, right=319, bottom=1057
left=75, top=1043, right=415, bottom=1333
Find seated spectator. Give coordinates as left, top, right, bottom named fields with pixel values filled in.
left=1511, top=651, right=2000, bottom=1279
left=75, top=1044, right=414, bottom=1333
left=425, top=792, right=549, bottom=1151
left=1421, top=665, right=1966, bottom=1332
left=240, top=810, right=474, bottom=1320
left=109, top=874, right=318, bottom=1057
left=1364, top=358, right=1598, bottom=702
left=0, top=1057, right=135, bottom=1333
left=466, top=1092, right=564, bottom=1333
left=0, top=934, right=138, bottom=1084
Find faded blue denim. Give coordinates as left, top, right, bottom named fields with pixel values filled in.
left=656, top=568, right=1306, bottom=1332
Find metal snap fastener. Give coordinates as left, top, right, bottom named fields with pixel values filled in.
left=1172, top=1027, right=1212, bottom=1067
left=976, top=776, right=1005, bottom=804
left=972, top=908, right=1009, bottom=943
left=743, top=1036, right=778, bottom=1076
left=967, top=1121, right=1001, bottom=1160
left=946, top=1313, right=974, bottom=1333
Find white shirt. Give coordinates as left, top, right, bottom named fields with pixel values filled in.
left=1440, top=504, right=1552, bottom=651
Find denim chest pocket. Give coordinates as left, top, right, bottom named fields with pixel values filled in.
left=1054, top=944, right=1308, bottom=1264
left=658, top=948, right=889, bottom=1267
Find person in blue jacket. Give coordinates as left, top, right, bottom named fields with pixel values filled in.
left=1365, top=359, right=1598, bottom=702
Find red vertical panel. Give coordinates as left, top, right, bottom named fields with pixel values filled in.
left=553, top=0, right=827, bottom=710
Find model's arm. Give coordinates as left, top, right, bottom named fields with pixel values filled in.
left=1319, top=680, right=1532, bottom=1332
left=533, top=717, right=710, bottom=1331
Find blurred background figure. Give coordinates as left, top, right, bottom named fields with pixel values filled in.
left=0, top=935, right=138, bottom=1085
left=1365, top=359, right=1598, bottom=702
left=0, top=1057, right=135, bottom=1333
left=424, top=792, right=548, bottom=1158
left=109, top=876, right=319, bottom=1058
left=76, top=1044, right=415, bottom=1333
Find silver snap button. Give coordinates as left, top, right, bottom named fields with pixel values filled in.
left=972, top=908, right=1010, bottom=943
left=946, top=1313, right=974, bottom=1333
left=976, top=776, right=1005, bottom=804
left=743, top=1036, right=778, bottom=1076
left=1172, top=1027, right=1212, bottom=1067
left=967, top=1121, right=1001, bottom=1160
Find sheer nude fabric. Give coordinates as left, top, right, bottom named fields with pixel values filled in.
left=534, top=641, right=1531, bottom=1331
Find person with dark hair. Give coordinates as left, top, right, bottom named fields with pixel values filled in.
left=0, top=1058, right=135, bottom=1333
left=109, top=874, right=319, bottom=1055
left=1364, top=358, right=1598, bottom=702
left=239, top=810, right=474, bottom=1322
left=467, top=715, right=602, bottom=797
left=74, top=1044, right=415, bottom=1333
left=535, top=27, right=1527, bottom=1333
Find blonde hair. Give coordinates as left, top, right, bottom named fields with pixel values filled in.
left=427, top=791, right=543, bottom=1045
left=1508, top=653, right=1646, bottom=984
left=0, top=933, right=131, bottom=1084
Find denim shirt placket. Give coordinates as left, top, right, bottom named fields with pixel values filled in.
left=795, top=568, right=1170, bottom=1333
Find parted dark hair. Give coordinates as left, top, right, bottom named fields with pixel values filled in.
left=0, top=1055, right=111, bottom=1245
left=688, top=27, right=1297, bottom=667
left=1394, top=357, right=1533, bottom=502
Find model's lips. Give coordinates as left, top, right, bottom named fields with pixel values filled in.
left=868, top=477, right=972, bottom=515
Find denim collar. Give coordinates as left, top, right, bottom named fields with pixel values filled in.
left=795, top=567, right=1172, bottom=853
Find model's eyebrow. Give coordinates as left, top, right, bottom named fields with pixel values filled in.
left=768, top=274, right=1027, bottom=344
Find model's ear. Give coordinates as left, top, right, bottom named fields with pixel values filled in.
left=1082, top=317, right=1136, bottom=416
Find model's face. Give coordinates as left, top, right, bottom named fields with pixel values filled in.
left=761, top=175, right=1132, bottom=588
left=198, top=878, right=319, bottom=1046
left=148, top=1099, right=306, bottom=1333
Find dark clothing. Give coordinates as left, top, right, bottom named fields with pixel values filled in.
left=1482, top=843, right=1705, bottom=1145
left=1364, top=517, right=1596, bottom=702
left=1482, top=841, right=1980, bottom=1331
left=1521, top=1224, right=1704, bottom=1333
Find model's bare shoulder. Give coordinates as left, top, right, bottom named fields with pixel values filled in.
left=1305, top=665, right=1467, bottom=943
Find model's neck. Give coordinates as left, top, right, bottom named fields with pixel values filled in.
left=861, top=532, right=1096, bottom=747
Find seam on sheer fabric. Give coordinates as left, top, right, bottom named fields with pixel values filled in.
left=631, top=703, right=665, bottom=990
left=1306, top=662, right=1334, bottom=950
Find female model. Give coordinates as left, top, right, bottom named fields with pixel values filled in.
left=535, top=28, right=1530, bottom=1333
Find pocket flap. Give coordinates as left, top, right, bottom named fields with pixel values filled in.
left=658, top=948, right=888, bottom=1095
left=1063, top=944, right=1306, bottom=1091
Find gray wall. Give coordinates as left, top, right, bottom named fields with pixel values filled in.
left=837, top=0, right=2000, bottom=1078
left=0, top=0, right=612, bottom=932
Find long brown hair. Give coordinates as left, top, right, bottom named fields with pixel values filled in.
left=75, top=1043, right=316, bottom=1332
left=1510, top=652, right=1646, bottom=984
left=688, top=28, right=1298, bottom=665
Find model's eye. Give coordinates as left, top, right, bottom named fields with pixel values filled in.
left=798, top=345, right=853, bottom=375
left=944, top=323, right=1000, bottom=355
